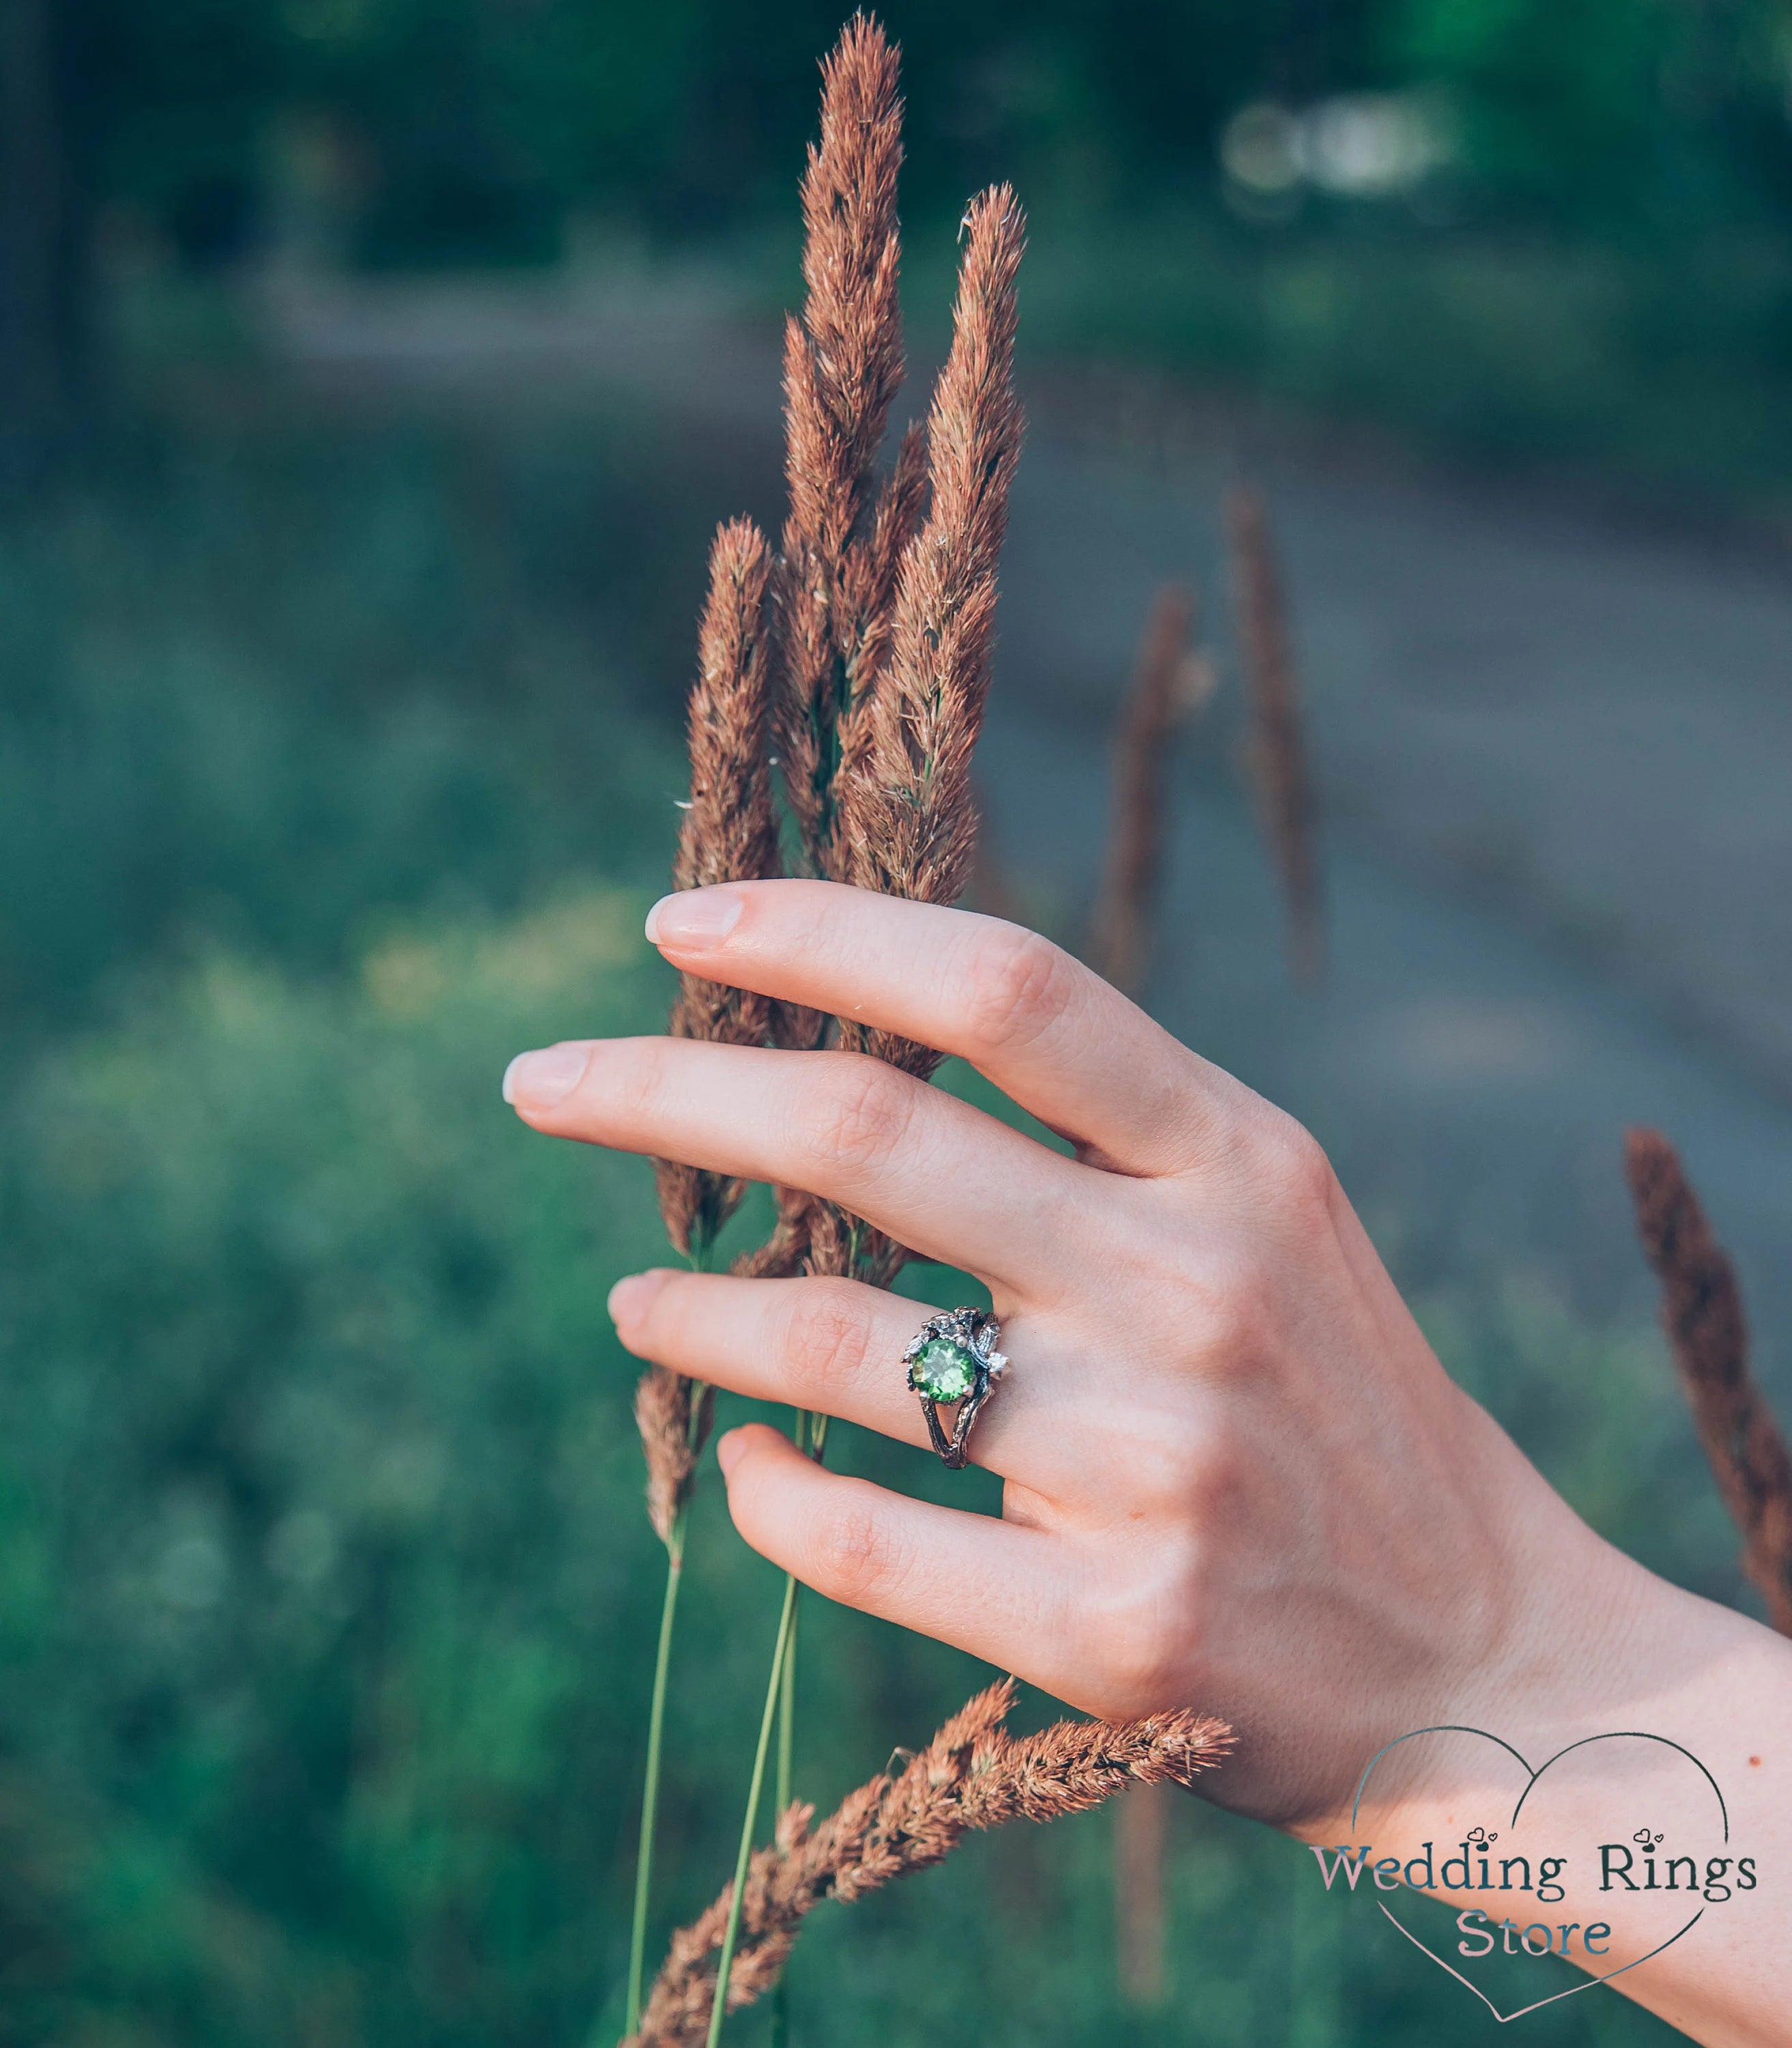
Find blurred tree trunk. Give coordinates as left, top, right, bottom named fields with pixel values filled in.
left=0, top=0, right=81, bottom=490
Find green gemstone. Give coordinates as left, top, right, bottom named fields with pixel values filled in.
left=909, top=1337, right=980, bottom=1404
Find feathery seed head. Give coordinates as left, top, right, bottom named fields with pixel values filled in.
left=625, top=1679, right=1229, bottom=2044
left=1624, top=1127, right=1792, bottom=1633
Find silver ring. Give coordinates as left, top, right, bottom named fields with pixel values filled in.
left=903, top=1307, right=1007, bottom=1469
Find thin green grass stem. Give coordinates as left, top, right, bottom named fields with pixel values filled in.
left=774, top=1587, right=798, bottom=1816
left=623, top=1234, right=715, bottom=2036
left=708, top=1406, right=829, bottom=2045
left=624, top=1518, right=686, bottom=2033
left=776, top=1406, right=807, bottom=1817
left=769, top=1486, right=801, bottom=2048
left=706, top=1569, right=800, bottom=2048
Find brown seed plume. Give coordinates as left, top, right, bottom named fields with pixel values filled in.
left=748, top=16, right=929, bottom=1288
left=1091, top=582, right=1217, bottom=996
left=827, top=418, right=928, bottom=823
left=773, top=13, right=913, bottom=882
left=1226, top=484, right=1324, bottom=988
left=731, top=1183, right=814, bottom=1283
left=756, top=35, right=1026, bottom=1294
left=823, top=177, right=1026, bottom=1266
left=1624, top=1128, right=1792, bottom=1634
left=653, top=517, right=779, bottom=1259
left=818, top=186, right=1025, bottom=1283
left=844, top=184, right=1027, bottom=960
left=642, top=522, right=776, bottom=1540
left=624, top=1679, right=1229, bottom=2046
left=635, top=1365, right=716, bottom=1550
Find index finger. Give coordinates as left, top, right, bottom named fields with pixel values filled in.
left=645, top=880, right=1259, bottom=1177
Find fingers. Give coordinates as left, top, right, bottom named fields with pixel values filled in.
left=715, top=1423, right=1072, bottom=1681
left=507, top=1036, right=1091, bottom=1295
left=608, top=1268, right=1055, bottom=1484
left=643, top=879, right=1259, bottom=1176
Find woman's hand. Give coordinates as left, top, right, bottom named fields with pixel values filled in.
left=504, top=880, right=1790, bottom=2040
left=504, top=879, right=1633, bottom=1813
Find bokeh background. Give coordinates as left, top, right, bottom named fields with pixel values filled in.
left=5, top=3, right=1792, bottom=2043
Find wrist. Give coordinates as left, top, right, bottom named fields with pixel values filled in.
left=1298, top=1526, right=1791, bottom=2044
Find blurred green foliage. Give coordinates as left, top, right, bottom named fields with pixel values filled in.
left=65, top=0, right=1792, bottom=249
left=25, top=0, right=1792, bottom=499
left=0, top=393, right=779, bottom=1029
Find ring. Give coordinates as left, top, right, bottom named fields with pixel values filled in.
left=904, top=1307, right=1007, bottom=1469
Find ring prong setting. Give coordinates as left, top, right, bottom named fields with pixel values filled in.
left=903, top=1309, right=1006, bottom=1467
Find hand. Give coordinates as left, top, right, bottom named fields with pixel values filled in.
left=504, top=881, right=1791, bottom=2040
left=504, top=878, right=1621, bottom=1815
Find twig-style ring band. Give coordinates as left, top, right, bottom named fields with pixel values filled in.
left=904, top=1308, right=1007, bottom=1469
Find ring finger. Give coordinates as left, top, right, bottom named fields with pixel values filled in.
left=609, top=1268, right=1068, bottom=1488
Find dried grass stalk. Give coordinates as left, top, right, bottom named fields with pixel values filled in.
left=638, top=25, right=1029, bottom=2036
left=654, top=517, right=780, bottom=1258
left=826, top=418, right=928, bottom=833
left=730, top=1183, right=815, bottom=1283
left=843, top=184, right=1027, bottom=965
left=1225, top=484, right=1324, bottom=987
left=765, top=59, right=1025, bottom=1292
left=823, top=182, right=1026, bottom=1290
left=774, top=13, right=913, bottom=883
left=1624, top=1128, right=1792, bottom=1634
left=634, top=1367, right=716, bottom=1548
left=626, top=1679, right=1229, bottom=2046
left=638, top=520, right=776, bottom=1546
left=1091, top=582, right=1217, bottom=996
left=752, top=14, right=929, bottom=1290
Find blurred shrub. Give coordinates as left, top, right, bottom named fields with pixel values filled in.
left=0, top=403, right=771, bottom=1036
left=0, top=887, right=676, bottom=2038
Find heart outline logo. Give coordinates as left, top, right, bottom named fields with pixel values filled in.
left=1348, top=1725, right=1728, bottom=2023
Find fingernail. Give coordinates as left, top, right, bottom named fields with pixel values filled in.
left=716, top=1428, right=747, bottom=1477
left=502, top=1042, right=592, bottom=1109
left=608, top=1269, right=673, bottom=1328
left=646, top=887, right=743, bottom=950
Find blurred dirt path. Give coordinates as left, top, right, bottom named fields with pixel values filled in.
left=261, top=266, right=1792, bottom=1095
left=260, top=269, right=1792, bottom=1427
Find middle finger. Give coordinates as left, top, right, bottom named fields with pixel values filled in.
left=507, top=1036, right=1093, bottom=1294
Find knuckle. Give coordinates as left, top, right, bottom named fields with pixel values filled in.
left=808, top=1494, right=905, bottom=1607
left=1112, top=1417, right=1211, bottom=1511
left=1102, top=1632, right=1178, bottom=1710
left=1166, top=1256, right=1274, bottom=1374
left=961, top=928, right=1077, bottom=1053
left=1091, top=1564, right=1200, bottom=1709
left=798, top=1059, right=915, bottom=1173
left=1252, top=1112, right=1337, bottom=1221
left=781, top=1284, right=874, bottom=1402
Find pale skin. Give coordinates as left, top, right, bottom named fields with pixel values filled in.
left=504, top=880, right=1792, bottom=2044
